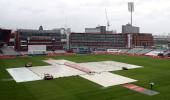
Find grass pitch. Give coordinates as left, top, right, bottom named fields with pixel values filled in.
left=0, top=54, right=170, bottom=100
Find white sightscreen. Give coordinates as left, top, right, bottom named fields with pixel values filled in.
left=28, top=45, right=46, bottom=52
left=128, top=34, right=132, bottom=48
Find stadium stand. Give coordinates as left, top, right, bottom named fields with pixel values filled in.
left=47, top=51, right=55, bottom=56
left=107, top=49, right=121, bottom=53
left=45, top=51, right=54, bottom=54
left=119, top=49, right=129, bottom=53
left=164, top=51, right=170, bottom=57
left=126, top=48, right=143, bottom=54
left=46, top=50, right=65, bottom=56
left=0, top=46, right=19, bottom=56
left=54, top=50, right=66, bottom=54
left=106, top=48, right=153, bottom=55
left=0, top=49, right=3, bottom=55
left=32, top=51, right=46, bottom=55
left=145, top=50, right=163, bottom=56
left=137, top=49, right=153, bottom=54
left=20, top=52, right=30, bottom=56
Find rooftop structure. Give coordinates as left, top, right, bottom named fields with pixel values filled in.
left=154, top=35, right=170, bottom=44
left=122, top=24, right=140, bottom=33
left=85, top=26, right=112, bottom=34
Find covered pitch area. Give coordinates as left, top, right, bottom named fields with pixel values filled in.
left=7, top=59, right=141, bottom=87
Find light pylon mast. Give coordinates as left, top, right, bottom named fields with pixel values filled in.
left=128, top=2, right=134, bottom=26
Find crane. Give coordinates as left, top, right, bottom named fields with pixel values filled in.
left=105, top=8, right=110, bottom=31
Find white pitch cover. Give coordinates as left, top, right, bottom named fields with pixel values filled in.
left=6, top=60, right=142, bottom=84
left=7, top=67, right=41, bottom=82
left=80, top=72, right=137, bottom=87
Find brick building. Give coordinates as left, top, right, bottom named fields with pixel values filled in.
left=15, top=28, right=63, bottom=51
left=131, top=33, right=153, bottom=48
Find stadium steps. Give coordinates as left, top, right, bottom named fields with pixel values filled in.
left=0, top=49, right=3, bottom=55
left=119, top=49, right=129, bottom=53
left=137, top=49, right=153, bottom=54
left=164, top=51, right=170, bottom=56
left=0, top=46, right=19, bottom=56
left=127, top=48, right=143, bottom=54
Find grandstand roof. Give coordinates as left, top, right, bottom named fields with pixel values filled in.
left=17, top=29, right=61, bottom=34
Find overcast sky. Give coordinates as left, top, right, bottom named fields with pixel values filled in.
left=0, top=0, right=170, bottom=35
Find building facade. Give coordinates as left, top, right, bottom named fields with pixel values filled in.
left=154, top=35, right=170, bottom=45
left=69, top=32, right=153, bottom=52
left=69, top=33, right=128, bottom=52
left=85, top=26, right=113, bottom=34
left=85, top=28, right=101, bottom=33
left=1, top=25, right=154, bottom=53
left=85, top=26, right=106, bottom=33
left=122, top=24, right=140, bottom=33
left=53, top=28, right=71, bottom=50
left=131, top=33, right=153, bottom=48
left=15, top=29, right=63, bottom=51
left=0, top=28, right=11, bottom=46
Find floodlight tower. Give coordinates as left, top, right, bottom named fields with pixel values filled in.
left=128, top=2, right=134, bottom=26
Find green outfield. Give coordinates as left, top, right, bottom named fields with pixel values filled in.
left=0, top=54, right=170, bottom=100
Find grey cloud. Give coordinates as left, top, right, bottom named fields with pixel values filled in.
left=0, top=0, right=170, bottom=34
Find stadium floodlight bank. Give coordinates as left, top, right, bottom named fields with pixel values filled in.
left=128, top=2, right=134, bottom=26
